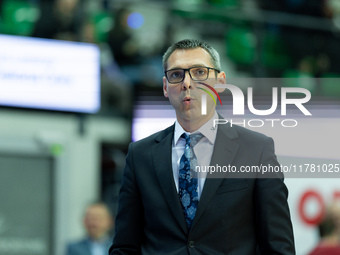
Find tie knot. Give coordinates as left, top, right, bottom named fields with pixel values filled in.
left=181, top=133, right=203, bottom=147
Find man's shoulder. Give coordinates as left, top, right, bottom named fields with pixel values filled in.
left=233, top=124, right=269, bottom=140
left=67, top=238, right=88, bottom=248
left=222, top=123, right=273, bottom=148
left=216, top=114, right=270, bottom=142
left=66, top=238, right=89, bottom=254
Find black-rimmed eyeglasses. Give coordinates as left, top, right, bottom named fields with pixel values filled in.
left=164, top=66, right=220, bottom=84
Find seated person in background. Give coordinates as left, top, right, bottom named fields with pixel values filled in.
left=66, top=202, right=113, bottom=255
left=308, top=204, right=340, bottom=255
left=32, top=0, right=82, bottom=41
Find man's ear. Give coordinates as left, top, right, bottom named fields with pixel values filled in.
left=163, top=76, right=169, bottom=98
left=215, top=71, right=226, bottom=93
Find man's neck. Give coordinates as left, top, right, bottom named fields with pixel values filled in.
left=177, top=110, right=215, bottom=132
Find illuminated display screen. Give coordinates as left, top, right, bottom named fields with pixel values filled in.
left=0, top=34, right=100, bottom=113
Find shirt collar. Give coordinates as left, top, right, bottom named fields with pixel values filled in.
left=174, top=111, right=218, bottom=145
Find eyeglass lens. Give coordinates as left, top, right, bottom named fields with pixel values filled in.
left=167, top=67, right=209, bottom=83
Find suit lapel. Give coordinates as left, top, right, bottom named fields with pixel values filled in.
left=191, top=122, right=239, bottom=231
left=152, top=125, right=188, bottom=234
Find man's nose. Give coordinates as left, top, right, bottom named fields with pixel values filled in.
left=182, top=70, right=192, bottom=90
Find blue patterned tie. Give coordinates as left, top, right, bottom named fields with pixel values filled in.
left=179, top=133, right=203, bottom=229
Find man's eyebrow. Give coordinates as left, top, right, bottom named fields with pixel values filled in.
left=168, top=64, right=210, bottom=70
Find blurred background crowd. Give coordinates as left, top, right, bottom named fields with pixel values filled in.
left=1, top=0, right=340, bottom=255
left=1, top=0, right=340, bottom=118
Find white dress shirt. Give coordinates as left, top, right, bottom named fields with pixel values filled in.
left=172, top=112, right=218, bottom=200
left=90, top=241, right=107, bottom=255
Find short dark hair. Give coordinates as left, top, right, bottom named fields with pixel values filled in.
left=318, top=214, right=337, bottom=237
left=162, top=39, right=221, bottom=71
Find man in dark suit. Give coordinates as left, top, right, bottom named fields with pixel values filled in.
left=110, top=39, right=295, bottom=254
left=66, top=203, right=113, bottom=255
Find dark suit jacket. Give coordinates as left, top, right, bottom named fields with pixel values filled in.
left=110, top=122, right=295, bottom=254
left=66, top=238, right=112, bottom=255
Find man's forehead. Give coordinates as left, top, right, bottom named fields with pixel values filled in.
left=167, top=48, right=212, bottom=69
